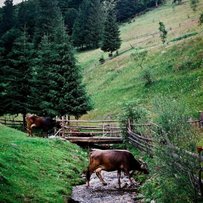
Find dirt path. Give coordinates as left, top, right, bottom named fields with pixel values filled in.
left=70, top=171, right=141, bottom=203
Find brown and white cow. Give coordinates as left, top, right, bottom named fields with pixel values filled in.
left=86, top=149, right=149, bottom=188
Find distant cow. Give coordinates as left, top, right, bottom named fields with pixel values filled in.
left=26, top=115, right=60, bottom=137
left=86, top=149, right=149, bottom=188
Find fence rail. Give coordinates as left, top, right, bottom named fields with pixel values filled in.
left=0, top=118, right=23, bottom=127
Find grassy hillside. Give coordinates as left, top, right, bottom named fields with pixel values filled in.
left=77, top=0, right=203, bottom=119
left=0, top=125, right=88, bottom=202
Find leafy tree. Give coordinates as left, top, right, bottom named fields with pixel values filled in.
left=101, top=9, right=121, bottom=56
left=0, top=0, right=15, bottom=37
left=159, top=21, right=167, bottom=44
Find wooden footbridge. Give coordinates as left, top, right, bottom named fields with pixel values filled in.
left=54, top=118, right=123, bottom=145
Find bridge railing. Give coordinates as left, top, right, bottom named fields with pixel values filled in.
left=55, top=117, right=122, bottom=137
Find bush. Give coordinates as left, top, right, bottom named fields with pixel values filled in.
left=141, top=69, right=154, bottom=86
left=199, top=13, right=203, bottom=25
left=99, top=55, right=105, bottom=64
left=119, top=101, right=148, bottom=141
left=141, top=96, right=201, bottom=202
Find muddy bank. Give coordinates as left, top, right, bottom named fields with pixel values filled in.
left=70, top=171, right=141, bottom=203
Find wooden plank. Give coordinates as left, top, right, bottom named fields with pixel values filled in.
left=56, top=119, right=119, bottom=123
left=64, top=136, right=123, bottom=144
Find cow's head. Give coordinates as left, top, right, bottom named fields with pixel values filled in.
left=139, top=159, right=149, bottom=174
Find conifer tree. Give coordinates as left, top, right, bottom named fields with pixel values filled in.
left=72, top=0, right=89, bottom=48
left=0, top=31, right=33, bottom=126
left=16, top=0, right=36, bottom=39
left=0, top=28, right=20, bottom=116
left=33, top=0, right=61, bottom=47
left=101, top=9, right=121, bottom=56
left=29, top=8, right=92, bottom=118
left=85, top=0, right=103, bottom=48
left=0, top=0, right=15, bottom=37
left=72, top=0, right=103, bottom=49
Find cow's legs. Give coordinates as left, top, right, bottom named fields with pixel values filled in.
left=124, top=169, right=133, bottom=185
left=86, top=167, right=92, bottom=187
left=95, top=168, right=107, bottom=186
left=117, top=170, right=121, bottom=188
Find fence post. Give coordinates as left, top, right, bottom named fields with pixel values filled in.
left=62, top=116, right=65, bottom=137
left=197, top=146, right=203, bottom=197
left=128, top=119, right=132, bottom=131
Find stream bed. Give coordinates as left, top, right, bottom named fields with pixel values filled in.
left=70, top=171, right=142, bottom=203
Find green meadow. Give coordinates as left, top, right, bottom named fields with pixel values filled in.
left=77, top=0, right=203, bottom=120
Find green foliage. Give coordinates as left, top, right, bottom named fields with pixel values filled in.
left=0, top=0, right=15, bottom=37
left=119, top=101, right=148, bottom=140
left=130, top=50, right=148, bottom=69
left=33, top=0, right=61, bottom=48
left=16, top=0, right=37, bottom=39
left=159, top=21, right=167, bottom=44
left=64, top=8, right=78, bottom=35
left=0, top=30, right=32, bottom=118
left=101, top=9, right=121, bottom=55
left=141, top=68, right=154, bottom=86
left=190, top=0, right=199, bottom=11
left=199, top=12, right=203, bottom=25
left=72, top=0, right=103, bottom=49
left=141, top=97, right=201, bottom=202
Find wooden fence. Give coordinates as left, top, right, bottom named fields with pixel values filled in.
left=55, top=117, right=122, bottom=137
left=0, top=118, right=23, bottom=128
left=126, top=120, right=203, bottom=198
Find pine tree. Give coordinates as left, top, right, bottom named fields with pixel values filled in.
left=33, top=0, right=61, bottom=47
left=72, top=0, right=104, bottom=49
left=29, top=8, right=92, bottom=117
left=85, top=0, right=103, bottom=48
left=101, top=9, right=121, bottom=56
left=0, top=0, right=15, bottom=37
left=0, top=28, right=20, bottom=116
left=16, top=0, right=37, bottom=39
left=72, top=0, right=89, bottom=48
left=0, top=31, right=33, bottom=126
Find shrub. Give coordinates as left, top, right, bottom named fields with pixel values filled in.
left=141, top=96, right=201, bottom=202
left=199, top=12, right=203, bottom=25
left=119, top=101, right=148, bottom=141
left=99, top=55, right=105, bottom=64
left=141, top=69, right=154, bottom=86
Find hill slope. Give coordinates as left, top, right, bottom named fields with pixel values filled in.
left=77, top=0, right=203, bottom=119
left=0, top=125, right=88, bottom=202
